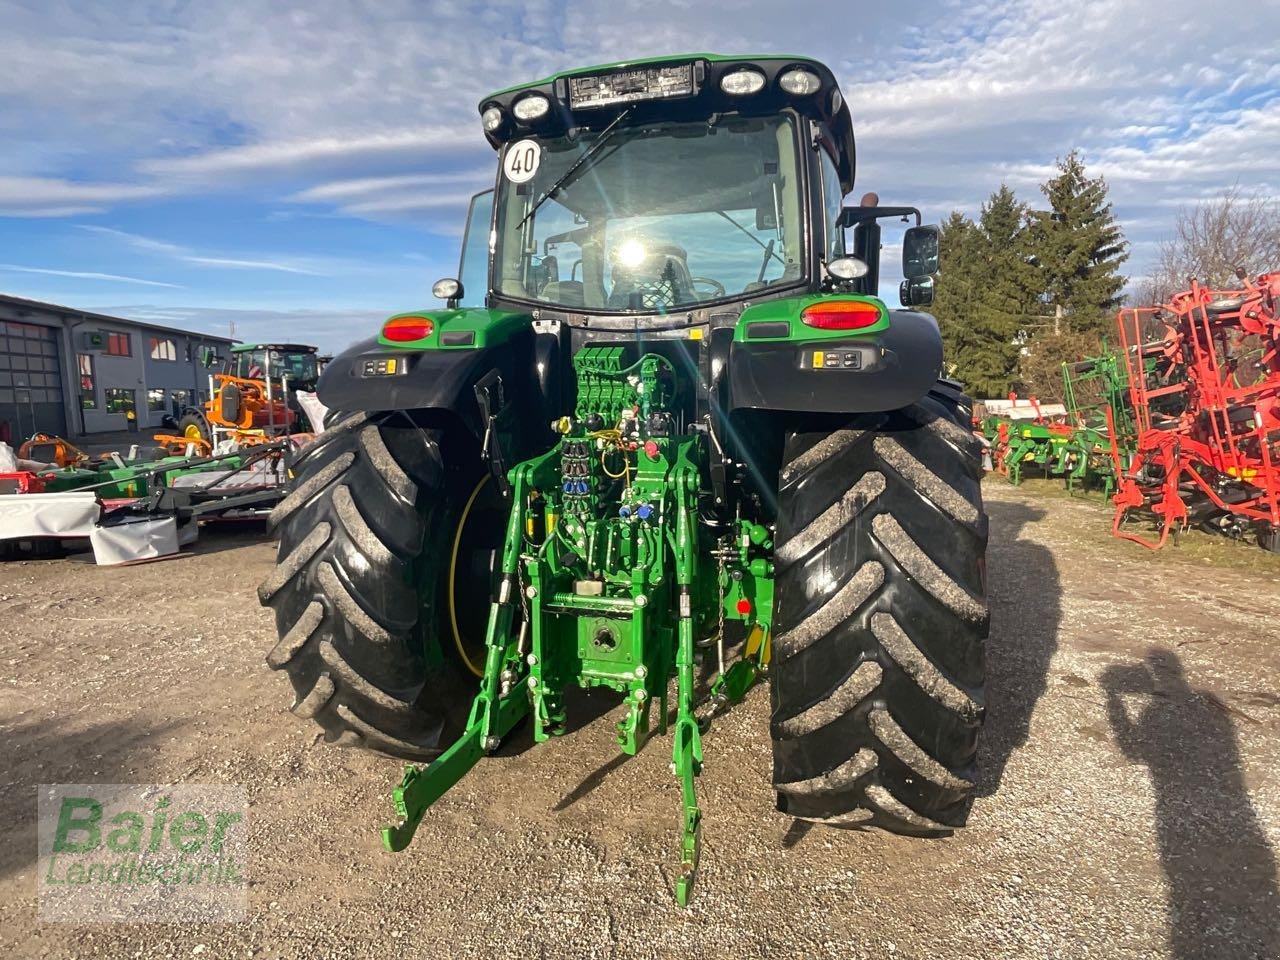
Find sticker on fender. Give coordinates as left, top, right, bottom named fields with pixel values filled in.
left=503, top=139, right=542, bottom=183
left=361, top=358, right=407, bottom=377
left=808, top=349, right=861, bottom=370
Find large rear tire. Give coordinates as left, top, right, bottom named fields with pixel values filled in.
left=258, top=411, right=473, bottom=759
left=769, top=385, right=988, bottom=831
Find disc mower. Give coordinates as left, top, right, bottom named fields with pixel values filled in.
left=259, top=54, right=989, bottom=903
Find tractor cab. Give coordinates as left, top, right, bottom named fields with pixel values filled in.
left=229, top=343, right=320, bottom=389
left=453, top=55, right=937, bottom=319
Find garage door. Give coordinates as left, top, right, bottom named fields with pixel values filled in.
left=0, top=321, right=66, bottom=442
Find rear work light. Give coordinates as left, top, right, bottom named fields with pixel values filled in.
left=382, top=316, right=434, bottom=341
left=800, top=300, right=883, bottom=330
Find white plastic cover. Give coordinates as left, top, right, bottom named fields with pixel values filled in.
left=0, top=442, right=16, bottom=473
left=89, top=516, right=180, bottom=565
left=0, top=492, right=100, bottom=540
left=295, top=390, right=329, bottom=432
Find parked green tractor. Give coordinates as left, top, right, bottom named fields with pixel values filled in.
left=259, top=53, right=989, bottom=904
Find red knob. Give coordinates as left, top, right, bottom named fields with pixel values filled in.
left=735, top=598, right=752, bottom=615
left=643, top=440, right=659, bottom=459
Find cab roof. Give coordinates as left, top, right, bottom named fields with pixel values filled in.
left=477, top=53, right=856, bottom=193
left=231, top=343, right=317, bottom=353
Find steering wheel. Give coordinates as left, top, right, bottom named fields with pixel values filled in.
left=690, top=277, right=726, bottom=299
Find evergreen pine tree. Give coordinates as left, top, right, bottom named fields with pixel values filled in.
left=1029, top=150, right=1128, bottom=336
left=931, top=187, right=1038, bottom=398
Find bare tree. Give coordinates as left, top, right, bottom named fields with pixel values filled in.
left=1140, top=186, right=1280, bottom=304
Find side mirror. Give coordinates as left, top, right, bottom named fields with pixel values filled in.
left=432, top=277, right=464, bottom=309
left=900, top=276, right=935, bottom=308
left=902, top=225, right=940, bottom=278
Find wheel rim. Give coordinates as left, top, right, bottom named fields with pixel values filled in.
left=184, top=422, right=204, bottom=439
left=447, top=474, right=505, bottom=678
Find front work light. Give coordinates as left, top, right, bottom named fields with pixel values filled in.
left=382, top=316, right=435, bottom=342
left=719, top=68, right=765, bottom=96
left=779, top=67, right=821, bottom=96
left=513, top=94, right=551, bottom=121
left=800, top=299, right=882, bottom=330
left=481, top=106, right=504, bottom=133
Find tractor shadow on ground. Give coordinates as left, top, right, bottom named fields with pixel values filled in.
left=1102, top=650, right=1280, bottom=958
left=0, top=717, right=179, bottom=883
left=978, top=499, right=1061, bottom=797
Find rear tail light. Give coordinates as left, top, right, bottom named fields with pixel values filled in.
left=382, top=316, right=434, bottom=342
left=800, top=300, right=882, bottom=330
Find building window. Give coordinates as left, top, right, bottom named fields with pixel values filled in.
left=106, top=332, right=132, bottom=356
left=147, top=388, right=167, bottom=413
left=77, top=354, right=97, bottom=409
left=104, top=388, right=136, bottom=419
left=149, top=337, right=177, bottom=361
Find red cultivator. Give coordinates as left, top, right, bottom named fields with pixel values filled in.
left=1111, top=272, right=1280, bottom=551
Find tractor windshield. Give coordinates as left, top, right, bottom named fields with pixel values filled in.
left=270, top=350, right=319, bottom=383
left=493, top=113, right=804, bottom=313
left=236, top=349, right=318, bottom=383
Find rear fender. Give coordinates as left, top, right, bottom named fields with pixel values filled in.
left=317, top=319, right=539, bottom=441
left=728, top=300, right=943, bottom=414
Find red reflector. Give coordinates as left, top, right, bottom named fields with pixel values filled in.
left=382, top=316, right=434, bottom=341
left=735, top=598, right=752, bottom=615
left=800, top=300, right=882, bottom=330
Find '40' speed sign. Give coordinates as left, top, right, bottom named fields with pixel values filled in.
left=503, top=140, right=541, bottom=183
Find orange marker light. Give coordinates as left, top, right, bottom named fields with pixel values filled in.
left=800, top=300, right=882, bottom=330
left=382, top=316, right=435, bottom=342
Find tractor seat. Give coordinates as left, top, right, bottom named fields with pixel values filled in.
left=608, top=242, right=694, bottom=310
left=540, top=280, right=585, bottom=308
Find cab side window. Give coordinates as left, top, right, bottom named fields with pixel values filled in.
left=820, top=150, right=845, bottom=262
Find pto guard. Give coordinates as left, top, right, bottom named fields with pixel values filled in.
left=728, top=309, right=943, bottom=413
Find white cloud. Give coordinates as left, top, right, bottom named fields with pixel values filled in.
left=78, top=225, right=322, bottom=275
left=0, top=264, right=182, bottom=288
left=0, top=175, right=165, bottom=217
left=142, top=127, right=477, bottom=180
left=290, top=169, right=489, bottom=203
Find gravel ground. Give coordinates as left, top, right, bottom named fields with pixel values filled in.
left=1, top=481, right=1277, bottom=959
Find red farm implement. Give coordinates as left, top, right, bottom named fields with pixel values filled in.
left=1110, top=272, right=1280, bottom=551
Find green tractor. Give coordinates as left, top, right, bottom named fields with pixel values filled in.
left=259, top=53, right=989, bottom=904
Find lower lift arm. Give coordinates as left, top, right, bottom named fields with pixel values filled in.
left=380, top=461, right=541, bottom=853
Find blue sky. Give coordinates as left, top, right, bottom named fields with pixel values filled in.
left=1, top=0, right=1277, bottom=353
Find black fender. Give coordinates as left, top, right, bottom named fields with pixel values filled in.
left=316, top=328, right=542, bottom=439
left=727, top=309, right=943, bottom=414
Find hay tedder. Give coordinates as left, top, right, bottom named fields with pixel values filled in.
left=258, top=53, right=989, bottom=904
left=1057, top=345, right=1143, bottom=498
left=1111, top=272, right=1280, bottom=550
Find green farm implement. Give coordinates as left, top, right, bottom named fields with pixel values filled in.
left=1058, top=345, right=1139, bottom=498
left=260, top=53, right=990, bottom=904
